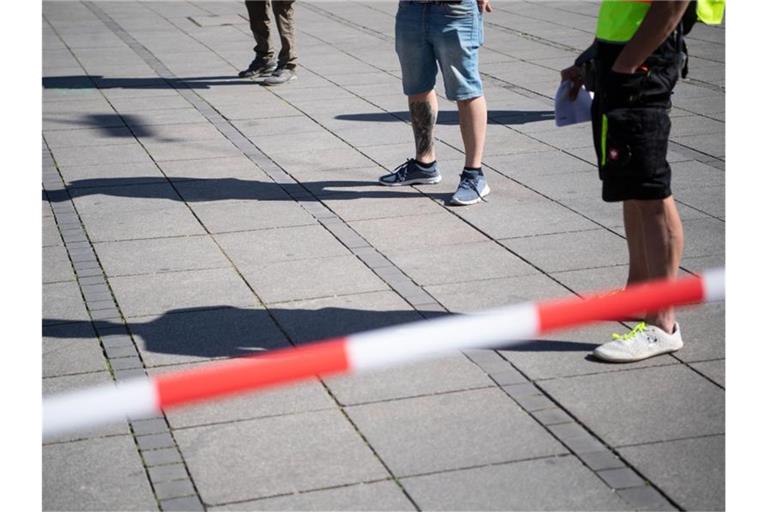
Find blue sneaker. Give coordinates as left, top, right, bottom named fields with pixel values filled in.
left=378, top=159, right=442, bottom=186
left=450, top=169, right=490, bottom=206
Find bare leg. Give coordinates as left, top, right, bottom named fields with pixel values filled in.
left=628, top=196, right=685, bottom=333
left=408, top=90, right=438, bottom=163
left=457, top=95, right=487, bottom=168
left=623, top=201, right=649, bottom=286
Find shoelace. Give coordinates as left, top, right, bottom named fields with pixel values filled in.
left=458, top=172, right=488, bottom=202
left=387, top=159, right=415, bottom=183
left=611, top=322, right=646, bottom=342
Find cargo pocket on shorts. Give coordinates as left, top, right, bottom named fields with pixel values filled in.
left=599, top=107, right=671, bottom=183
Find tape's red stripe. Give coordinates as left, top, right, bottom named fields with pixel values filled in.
left=537, top=274, right=705, bottom=333
left=155, top=338, right=350, bottom=409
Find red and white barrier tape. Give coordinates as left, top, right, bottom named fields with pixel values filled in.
left=43, top=267, right=725, bottom=440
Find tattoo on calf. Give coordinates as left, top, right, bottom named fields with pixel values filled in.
left=409, top=100, right=436, bottom=158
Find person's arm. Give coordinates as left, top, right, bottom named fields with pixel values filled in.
left=612, top=0, right=690, bottom=74
left=477, top=0, right=492, bottom=13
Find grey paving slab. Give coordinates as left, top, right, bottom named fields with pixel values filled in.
left=389, top=240, right=536, bottom=286
left=426, top=272, right=572, bottom=313
left=42, top=371, right=130, bottom=443
left=43, top=244, right=75, bottom=283
left=142, top=137, right=242, bottom=162
left=79, top=205, right=206, bottom=242
left=673, top=301, right=726, bottom=362
left=44, top=126, right=137, bottom=148
left=501, top=228, right=629, bottom=273
left=401, top=455, right=629, bottom=511
left=174, top=409, right=389, bottom=505
left=539, top=365, right=724, bottom=447
left=269, top=290, right=422, bottom=343
left=59, top=161, right=166, bottom=187
left=122, top=107, right=210, bottom=127
left=43, top=435, right=157, bottom=511
left=42, top=215, right=64, bottom=247
left=619, top=436, right=724, bottom=511
left=215, top=224, right=349, bottom=267
left=43, top=281, right=90, bottom=324
left=129, top=304, right=289, bottom=366
left=240, top=254, right=388, bottom=304
left=191, top=199, right=318, bottom=233
left=347, top=387, right=566, bottom=476
left=158, top=154, right=270, bottom=181
left=350, top=211, right=487, bottom=256
left=109, top=267, right=257, bottom=318
left=690, top=359, right=725, bottom=387
left=70, top=183, right=182, bottom=214
left=211, top=481, right=416, bottom=511
left=43, top=322, right=106, bottom=377
left=328, top=353, right=494, bottom=406
left=268, top=145, right=375, bottom=173
left=51, top=142, right=154, bottom=168
left=94, top=235, right=229, bottom=277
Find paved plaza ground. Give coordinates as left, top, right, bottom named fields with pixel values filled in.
left=42, top=1, right=725, bottom=510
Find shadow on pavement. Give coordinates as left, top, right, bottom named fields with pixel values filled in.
left=43, top=305, right=597, bottom=359
left=335, top=110, right=555, bottom=126
left=43, top=176, right=448, bottom=203
left=43, top=74, right=251, bottom=90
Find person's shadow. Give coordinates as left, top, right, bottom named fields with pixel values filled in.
left=43, top=176, right=448, bottom=204
left=335, top=110, right=555, bottom=126
left=43, top=305, right=598, bottom=359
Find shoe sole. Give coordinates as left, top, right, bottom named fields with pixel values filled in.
left=378, top=176, right=442, bottom=186
left=592, top=344, right=683, bottom=363
left=262, top=74, right=297, bottom=87
left=449, top=184, right=491, bottom=206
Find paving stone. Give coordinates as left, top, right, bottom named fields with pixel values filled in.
left=43, top=281, right=90, bottom=324
left=389, top=241, right=536, bottom=286
left=174, top=410, right=389, bottom=504
left=142, top=137, right=242, bottom=162
left=619, top=435, right=724, bottom=511
left=539, top=365, right=725, bottom=446
left=51, top=142, right=154, bottom=167
left=578, top=450, right=626, bottom=471
left=349, top=211, right=487, bottom=256
left=43, top=322, right=106, bottom=377
left=428, top=272, right=573, bottom=314
left=43, top=244, right=76, bottom=283
left=131, top=418, right=168, bottom=436
left=240, top=254, right=387, bottom=304
left=79, top=206, right=206, bottom=242
left=43, top=435, right=157, bottom=511
left=401, top=456, right=629, bottom=510
left=270, top=290, right=421, bottom=343
left=191, top=199, right=317, bottom=233
left=347, top=387, right=565, bottom=476
left=42, top=215, right=64, bottom=247
left=94, top=235, right=229, bottom=277
left=158, top=154, right=268, bottom=181
left=129, top=305, right=289, bottom=367
left=108, top=268, right=256, bottom=318
left=148, top=463, right=189, bottom=483
left=160, top=496, right=205, bottom=511
left=673, top=302, right=725, bottom=362
left=328, top=354, right=494, bottom=406
left=689, top=359, right=725, bottom=387
left=216, top=225, right=349, bottom=267
left=137, top=432, right=176, bottom=451
left=616, top=486, right=676, bottom=511
left=211, top=481, right=416, bottom=511
left=152, top=479, right=196, bottom=501
left=141, top=447, right=182, bottom=467
left=597, top=467, right=646, bottom=489
left=60, top=161, right=165, bottom=187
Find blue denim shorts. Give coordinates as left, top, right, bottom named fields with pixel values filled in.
left=395, top=0, right=484, bottom=101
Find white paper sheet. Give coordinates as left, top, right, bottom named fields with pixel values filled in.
left=554, top=80, right=593, bottom=127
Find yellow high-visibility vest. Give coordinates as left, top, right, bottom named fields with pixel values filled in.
left=596, top=0, right=724, bottom=44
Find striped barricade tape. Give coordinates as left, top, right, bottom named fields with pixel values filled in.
left=43, top=267, right=725, bottom=440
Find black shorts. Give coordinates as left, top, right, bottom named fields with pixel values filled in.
left=591, top=44, right=680, bottom=202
